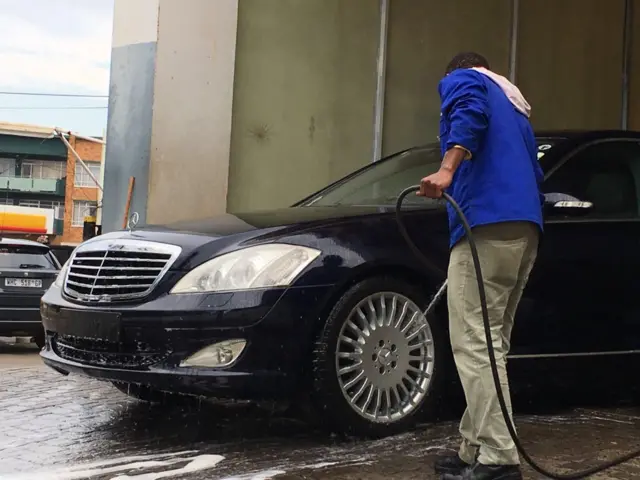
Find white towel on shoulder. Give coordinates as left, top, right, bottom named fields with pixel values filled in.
left=471, top=67, right=532, bottom=118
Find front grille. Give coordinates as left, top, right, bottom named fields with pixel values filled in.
left=63, top=239, right=181, bottom=303
left=53, top=335, right=171, bottom=369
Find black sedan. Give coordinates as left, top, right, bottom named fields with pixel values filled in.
left=40, top=130, right=640, bottom=436
left=0, top=238, right=60, bottom=348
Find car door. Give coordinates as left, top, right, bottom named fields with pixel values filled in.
left=510, top=139, right=640, bottom=357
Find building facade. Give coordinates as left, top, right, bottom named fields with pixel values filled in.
left=103, top=0, right=640, bottom=231
left=0, top=123, right=104, bottom=245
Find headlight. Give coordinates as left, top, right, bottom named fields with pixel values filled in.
left=54, top=260, right=70, bottom=288
left=170, top=243, right=321, bottom=294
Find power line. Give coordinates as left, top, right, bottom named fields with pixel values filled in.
left=0, top=91, right=108, bottom=98
left=0, top=106, right=107, bottom=110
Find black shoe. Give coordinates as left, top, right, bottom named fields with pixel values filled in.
left=434, top=454, right=471, bottom=475
left=441, top=461, right=523, bottom=480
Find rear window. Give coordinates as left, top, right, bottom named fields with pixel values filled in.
left=0, top=246, right=57, bottom=269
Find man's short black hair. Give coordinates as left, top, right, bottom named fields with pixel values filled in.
left=445, top=52, right=490, bottom=75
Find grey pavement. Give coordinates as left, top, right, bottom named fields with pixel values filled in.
left=1, top=342, right=639, bottom=480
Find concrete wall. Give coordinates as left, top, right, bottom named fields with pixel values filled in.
left=145, top=0, right=238, bottom=224
left=227, top=0, right=381, bottom=212
left=102, top=0, right=159, bottom=232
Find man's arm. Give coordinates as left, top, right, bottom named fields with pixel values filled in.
left=439, top=69, right=490, bottom=162
left=418, top=71, right=489, bottom=198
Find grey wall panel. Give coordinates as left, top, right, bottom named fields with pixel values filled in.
left=102, top=41, right=156, bottom=232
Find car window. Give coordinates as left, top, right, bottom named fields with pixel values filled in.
left=302, top=147, right=443, bottom=207
left=0, top=246, right=57, bottom=269
left=543, top=141, right=640, bottom=219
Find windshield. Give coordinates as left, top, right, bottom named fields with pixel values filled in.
left=301, top=146, right=443, bottom=207
left=0, top=246, right=57, bottom=269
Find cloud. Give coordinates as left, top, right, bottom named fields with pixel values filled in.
left=0, top=0, right=113, bottom=94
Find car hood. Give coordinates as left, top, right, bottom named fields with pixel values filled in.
left=89, top=204, right=442, bottom=270
left=89, top=205, right=397, bottom=255
left=152, top=206, right=398, bottom=235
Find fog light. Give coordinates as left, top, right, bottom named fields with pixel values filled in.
left=180, top=339, right=246, bottom=368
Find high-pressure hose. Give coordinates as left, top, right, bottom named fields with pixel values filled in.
left=396, top=185, right=640, bottom=479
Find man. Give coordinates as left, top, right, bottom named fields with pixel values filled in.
left=418, top=52, right=543, bottom=480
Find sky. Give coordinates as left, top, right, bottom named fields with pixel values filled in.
left=0, top=0, right=114, bottom=136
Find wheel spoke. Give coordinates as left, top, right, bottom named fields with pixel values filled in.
left=346, top=319, right=366, bottom=338
left=373, top=387, right=383, bottom=419
left=407, top=364, right=429, bottom=377
left=406, top=322, right=428, bottom=342
left=388, top=295, right=398, bottom=327
left=404, top=374, right=426, bottom=393
left=384, top=387, right=392, bottom=417
left=379, top=294, right=386, bottom=328
left=338, top=361, right=363, bottom=376
left=409, top=352, right=433, bottom=361
left=401, top=311, right=419, bottom=334
left=392, top=385, right=402, bottom=406
left=339, top=335, right=364, bottom=351
left=360, top=384, right=375, bottom=413
left=355, top=308, right=371, bottom=336
left=338, top=351, right=361, bottom=360
left=367, top=298, right=377, bottom=329
left=394, top=301, right=409, bottom=329
left=351, top=379, right=370, bottom=404
left=343, top=370, right=365, bottom=390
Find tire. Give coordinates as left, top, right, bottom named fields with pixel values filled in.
left=311, top=276, right=449, bottom=437
left=111, top=382, right=195, bottom=406
left=33, top=333, right=45, bottom=350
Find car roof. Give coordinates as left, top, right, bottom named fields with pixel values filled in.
left=408, top=130, right=640, bottom=154
left=534, top=129, right=640, bottom=141
left=0, top=238, right=50, bottom=249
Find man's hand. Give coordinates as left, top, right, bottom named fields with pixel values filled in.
left=418, top=168, right=453, bottom=198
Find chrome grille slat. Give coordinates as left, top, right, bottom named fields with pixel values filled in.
left=68, top=272, right=158, bottom=281
left=74, top=256, right=169, bottom=263
left=62, top=239, right=181, bottom=303
left=68, top=265, right=164, bottom=271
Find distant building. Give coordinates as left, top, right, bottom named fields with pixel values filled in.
left=0, top=122, right=104, bottom=246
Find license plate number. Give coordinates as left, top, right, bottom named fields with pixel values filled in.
left=56, top=310, right=122, bottom=342
left=5, top=278, right=42, bottom=288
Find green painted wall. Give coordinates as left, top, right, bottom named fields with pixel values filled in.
left=383, top=0, right=512, bottom=155
left=226, top=0, right=632, bottom=212
left=228, top=0, right=381, bottom=212
left=517, top=0, right=625, bottom=130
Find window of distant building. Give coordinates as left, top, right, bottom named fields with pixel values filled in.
left=72, top=200, right=97, bottom=227
left=21, top=160, right=66, bottom=180
left=74, top=162, right=101, bottom=188
left=18, top=199, right=62, bottom=210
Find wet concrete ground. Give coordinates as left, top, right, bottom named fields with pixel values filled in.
left=1, top=340, right=639, bottom=480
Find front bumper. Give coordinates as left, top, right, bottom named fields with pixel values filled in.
left=40, top=283, right=332, bottom=399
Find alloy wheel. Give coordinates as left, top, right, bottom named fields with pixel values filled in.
left=335, top=292, right=435, bottom=424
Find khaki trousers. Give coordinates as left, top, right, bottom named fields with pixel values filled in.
left=447, top=221, right=539, bottom=466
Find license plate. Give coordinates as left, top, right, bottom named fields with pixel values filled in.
left=5, top=278, right=42, bottom=288
left=55, top=309, right=122, bottom=342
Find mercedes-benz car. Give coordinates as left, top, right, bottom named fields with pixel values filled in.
left=0, top=238, right=60, bottom=348
left=40, top=130, right=640, bottom=437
